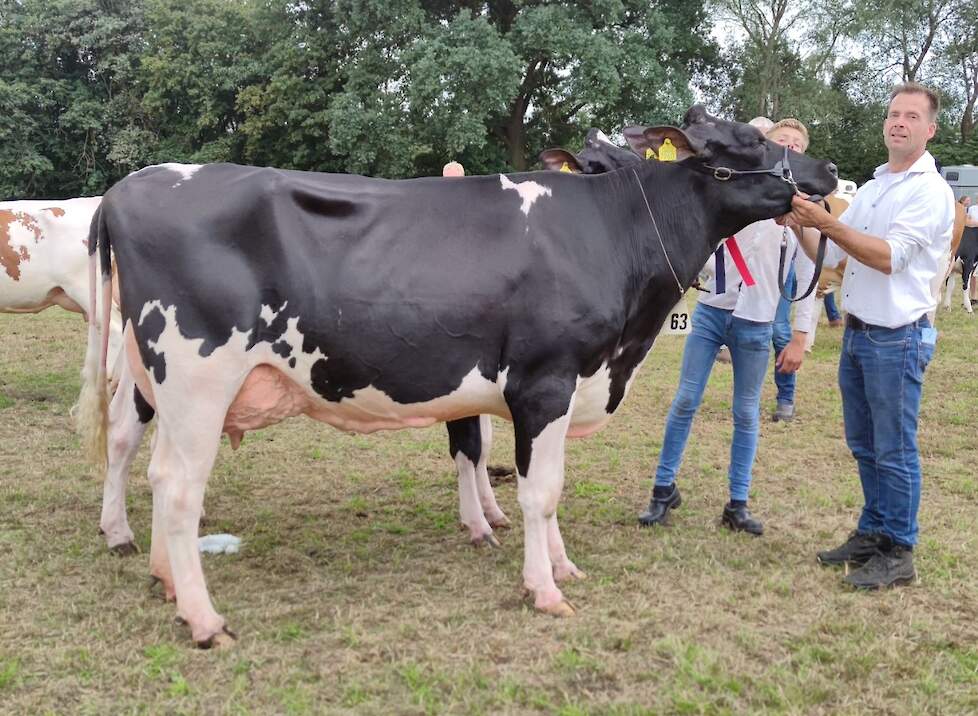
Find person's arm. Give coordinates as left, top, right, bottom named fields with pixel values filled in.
left=781, top=195, right=893, bottom=273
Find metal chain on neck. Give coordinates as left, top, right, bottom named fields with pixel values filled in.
left=631, top=168, right=684, bottom=299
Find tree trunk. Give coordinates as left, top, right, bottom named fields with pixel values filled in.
left=506, top=107, right=526, bottom=171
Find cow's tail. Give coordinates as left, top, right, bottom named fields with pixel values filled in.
left=73, top=205, right=112, bottom=472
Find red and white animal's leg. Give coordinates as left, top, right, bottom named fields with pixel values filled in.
left=149, top=399, right=233, bottom=647
left=100, top=358, right=147, bottom=553
left=964, top=285, right=973, bottom=313
left=474, top=415, right=510, bottom=529
left=514, top=394, right=576, bottom=617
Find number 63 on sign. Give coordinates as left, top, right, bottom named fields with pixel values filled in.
left=662, top=296, right=691, bottom=336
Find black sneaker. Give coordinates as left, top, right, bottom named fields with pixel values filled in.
left=816, top=531, right=889, bottom=567
left=721, top=503, right=764, bottom=535
left=844, top=545, right=916, bottom=590
left=638, top=485, right=682, bottom=527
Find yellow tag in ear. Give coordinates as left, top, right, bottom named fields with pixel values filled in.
left=658, top=138, right=677, bottom=162
left=560, top=161, right=572, bottom=173
left=645, top=148, right=657, bottom=160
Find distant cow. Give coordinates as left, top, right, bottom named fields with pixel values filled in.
left=78, top=105, right=837, bottom=647
left=944, top=227, right=978, bottom=314
left=0, top=198, right=115, bottom=326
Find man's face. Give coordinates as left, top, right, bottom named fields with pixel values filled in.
left=884, top=92, right=936, bottom=157
left=767, top=127, right=808, bottom=154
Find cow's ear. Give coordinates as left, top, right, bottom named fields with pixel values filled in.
left=539, top=149, right=583, bottom=173
left=623, top=126, right=704, bottom=162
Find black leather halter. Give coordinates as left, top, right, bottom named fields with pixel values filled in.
left=694, top=145, right=829, bottom=303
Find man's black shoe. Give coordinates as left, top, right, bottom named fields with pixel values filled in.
left=817, top=531, right=889, bottom=567
left=721, top=503, right=763, bottom=536
left=844, top=545, right=916, bottom=590
left=638, top=486, right=682, bottom=527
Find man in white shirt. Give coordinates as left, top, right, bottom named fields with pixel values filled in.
left=780, top=82, right=954, bottom=589
left=638, top=119, right=817, bottom=535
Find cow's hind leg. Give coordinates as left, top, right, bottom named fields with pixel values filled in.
left=510, top=383, right=577, bottom=617
left=448, top=418, right=498, bottom=546
left=548, top=514, right=586, bottom=582
left=474, top=415, right=510, bottom=529
left=101, top=364, right=153, bottom=554
left=148, top=401, right=233, bottom=648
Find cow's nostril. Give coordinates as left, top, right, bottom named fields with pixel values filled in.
left=827, top=162, right=838, bottom=176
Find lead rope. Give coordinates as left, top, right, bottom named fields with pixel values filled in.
left=632, top=168, right=684, bottom=299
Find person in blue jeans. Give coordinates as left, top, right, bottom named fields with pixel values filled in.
left=822, top=291, right=842, bottom=325
left=771, top=265, right=797, bottom=421
left=638, top=118, right=817, bottom=535
left=781, top=82, right=953, bottom=589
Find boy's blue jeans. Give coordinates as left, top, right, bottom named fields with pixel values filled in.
left=654, top=303, right=772, bottom=502
left=772, top=267, right=796, bottom=405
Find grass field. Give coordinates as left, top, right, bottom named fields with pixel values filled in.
left=1, top=303, right=977, bottom=715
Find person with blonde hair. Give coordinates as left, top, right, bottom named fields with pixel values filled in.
left=638, top=117, right=818, bottom=535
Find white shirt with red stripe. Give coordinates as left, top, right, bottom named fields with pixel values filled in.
left=825, top=151, right=954, bottom=328
left=699, top=219, right=817, bottom=332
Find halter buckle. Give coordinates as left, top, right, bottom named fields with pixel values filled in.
left=713, top=167, right=733, bottom=181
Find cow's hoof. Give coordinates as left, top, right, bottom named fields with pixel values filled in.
left=487, top=513, right=511, bottom=530
left=109, top=541, right=139, bottom=556
left=538, top=599, right=576, bottom=617
left=195, top=626, right=237, bottom=650
left=553, top=563, right=587, bottom=582
left=523, top=587, right=576, bottom=617
left=471, top=532, right=501, bottom=548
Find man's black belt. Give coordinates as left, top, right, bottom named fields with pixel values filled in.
left=845, top=314, right=929, bottom=331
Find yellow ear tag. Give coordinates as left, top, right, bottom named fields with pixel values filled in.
left=560, top=161, right=572, bottom=173
left=658, top=138, right=677, bottom=162
left=645, top=147, right=657, bottom=160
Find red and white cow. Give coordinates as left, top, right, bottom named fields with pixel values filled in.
left=1, top=197, right=133, bottom=546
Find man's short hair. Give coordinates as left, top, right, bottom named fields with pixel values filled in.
left=889, top=82, right=940, bottom=121
left=768, top=118, right=810, bottom=148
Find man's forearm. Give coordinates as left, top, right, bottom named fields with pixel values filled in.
left=807, top=216, right=892, bottom=274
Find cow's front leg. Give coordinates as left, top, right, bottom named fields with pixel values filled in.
left=101, top=367, right=153, bottom=554
left=511, top=385, right=577, bottom=617
left=964, top=285, right=974, bottom=313
left=448, top=418, right=498, bottom=546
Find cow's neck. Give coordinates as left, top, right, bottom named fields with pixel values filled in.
left=600, top=161, right=729, bottom=302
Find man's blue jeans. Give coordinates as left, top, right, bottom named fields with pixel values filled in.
left=839, top=319, right=934, bottom=547
left=654, top=302, right=773, bottom=502
left=772, top=267, right=796, bottom=405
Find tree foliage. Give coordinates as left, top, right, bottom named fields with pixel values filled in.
left=0, top=0, right=973, bottom=199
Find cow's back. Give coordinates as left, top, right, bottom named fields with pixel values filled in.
left=103, top=163, right=629, bottom=411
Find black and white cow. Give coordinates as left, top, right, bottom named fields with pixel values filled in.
left=94, top=135, right=638, bottom=555
left=539, top=128, right=641, bottom=174
left=943, top=226, right=978, bottom=314
left=77, top=105, right=837, bottom=647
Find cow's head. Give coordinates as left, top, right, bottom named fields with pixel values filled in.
left=624, top=105, right=838, bottom=229
left=539, top=129, right=641, bottom=175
